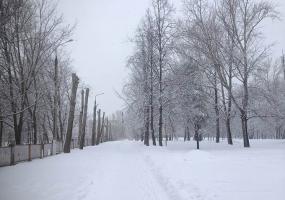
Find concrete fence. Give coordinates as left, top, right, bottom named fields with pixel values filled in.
left=0, top=138, right=92, bottom=167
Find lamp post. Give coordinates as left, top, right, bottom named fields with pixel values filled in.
left=92, top=92, right=104, bottom=145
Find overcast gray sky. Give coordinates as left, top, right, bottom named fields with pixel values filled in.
left=58, top=0, right=285, bottom=115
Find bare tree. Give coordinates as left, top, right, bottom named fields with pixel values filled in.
left=152, top=0, right=175, bottom=146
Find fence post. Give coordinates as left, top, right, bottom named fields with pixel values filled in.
left=28, top=144, right=31, bottom=161
left=10, top=142, right=15, bottom=166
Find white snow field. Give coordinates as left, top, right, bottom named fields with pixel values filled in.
left=0, top=140, right=284, bottom=200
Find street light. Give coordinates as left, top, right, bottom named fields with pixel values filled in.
left=95, top=92, right=104, bottom=105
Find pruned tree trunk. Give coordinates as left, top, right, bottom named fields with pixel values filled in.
left=64, top=73, right=79, bottom=153
left=95, top=109, right=101, bottom=145
left=53, top=55, right=59, bottom=141
left=91, top=99, right=97, bottom=146
left=105, top=118, right=109, bottom=142
left=79, top=88, right=89, bottom=149
left=58, top=99, right=64, bottom=142
left=99, top=112, right=105, bottom=144
left=78, top=90, right=84, bottom=146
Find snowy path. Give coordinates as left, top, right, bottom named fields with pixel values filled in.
left=0, top=140, right=285, bottom=200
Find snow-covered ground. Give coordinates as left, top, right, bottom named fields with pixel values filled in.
left=0, top=139, right=284, bottom=200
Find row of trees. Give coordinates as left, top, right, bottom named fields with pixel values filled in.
left=0, top=0, right=72, bottom=145
left=0, top=0, right=115, bottom=151
left=123, top=0, right=284, bottom=148
left=63, top=83, right=114, bottom=153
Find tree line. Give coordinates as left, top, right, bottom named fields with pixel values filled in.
left=0, top=0, right=117, bottom=152
left=123, top=0, right=285, bottom=148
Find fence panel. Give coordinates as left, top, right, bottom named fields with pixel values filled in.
left=44, top=144, right=52, bottom=157
left=31, top=144, right=42, bottom=159
left=14, top=145, right=29, bottom=162
left=56, top=141, right=63, bottom=154
left=1, top=139, right=94, bottom=167
left=0, top=147, right=10, bottom=167
left=72, top=139, right=79, bottom=149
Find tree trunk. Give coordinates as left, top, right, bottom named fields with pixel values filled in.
left=184, top=127, right=187, bottom=142
left=53, top=55, right=59, bottom=141
left=79, top=88, right=89, bottom=149
left=241, top=76, right=250, bottom=147
left=91, top=99, right=97, bottom=145
left=195, top=125, right=199, bottom=150
left=150, top=57, right=156, bottom=146
left=95, top=109, right=101, bottom=145
left=5, top=44, right=20, bottom=144
left=187, top=126, right=190, bottom=141
left=158, top=104, right=163, bottom=146
left=241, top=110, right=250, bottom=147
left=109, top=123, right=112, bottom=141
left=144, top=105, right=150, bottom=146
left=64, top=73, right=79, bottom=153
left=42, top=115, right=49, bottom=144
left=214, top=72, right=220, bottom=143
left=157, top=1, right=163, bottom=147
left=226, top=117, right=233, bottom=144
left=0, top=107, right=3, bottom=147
left=167, top=115, right=174, bottom=141
left=99, top=112, right=105, bottom=144
left=150, top=104, right=156, bottom=146
left=32, top=106, right=37, bottom=144
left=58, top=99, right=64, bottom=142
left=221, top=85, right=233, bottom=145
left=78, top=89, right=84, bottom=146
left=105, top=118, right=109, bottom=142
